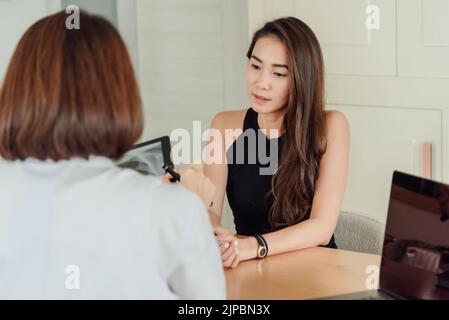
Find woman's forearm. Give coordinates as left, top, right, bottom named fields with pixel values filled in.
left=208, top=210, right=222, bottom=228
left=265, top=218, right=333, bottom=256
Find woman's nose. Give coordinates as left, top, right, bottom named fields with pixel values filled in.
left=256, top=72, right=271, bottom=90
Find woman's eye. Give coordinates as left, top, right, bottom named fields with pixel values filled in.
left=251, top=64, right=261, bottom=70
left=274, top=72, right=287, bottom=77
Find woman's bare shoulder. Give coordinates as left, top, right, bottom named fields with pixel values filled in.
left=324, top=110, right=350, bottom=142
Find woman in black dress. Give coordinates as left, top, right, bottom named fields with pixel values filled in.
left=205, top=17, right=349, bottom=269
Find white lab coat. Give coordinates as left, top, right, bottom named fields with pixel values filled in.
left=0, top=156, right=225, bottom=300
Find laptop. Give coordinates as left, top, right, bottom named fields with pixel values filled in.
left=328, top=171, right=449, bottom=300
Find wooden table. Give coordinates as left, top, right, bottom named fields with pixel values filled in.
left=225, top=247, right=381, bottom=300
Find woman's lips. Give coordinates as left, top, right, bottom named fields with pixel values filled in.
left=253, top=93, right=272, bottom=104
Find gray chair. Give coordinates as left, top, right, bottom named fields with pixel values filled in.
left=334, top=211, right=385, bottom=255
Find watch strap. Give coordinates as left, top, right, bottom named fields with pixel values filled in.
left=254, top=234, right=268, bottom=259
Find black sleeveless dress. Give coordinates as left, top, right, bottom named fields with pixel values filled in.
left=226, top=108, right=337, bottom=249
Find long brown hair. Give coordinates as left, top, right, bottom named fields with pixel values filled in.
left=247, top=17, right=327, bottom=229
left=0, top=10, right=143, bottom=161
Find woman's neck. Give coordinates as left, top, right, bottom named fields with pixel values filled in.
left=257, top=108, right=287, bottom=139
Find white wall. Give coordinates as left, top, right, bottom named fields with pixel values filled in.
left=0, top=0, right=52, bottom=81
left=135, top=0, right=248, bottom=142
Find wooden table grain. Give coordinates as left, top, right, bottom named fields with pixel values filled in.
left=225, top=247, right=381, bottom=300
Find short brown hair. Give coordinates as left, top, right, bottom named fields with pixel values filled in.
left=0, top=10, right=143, bottom=161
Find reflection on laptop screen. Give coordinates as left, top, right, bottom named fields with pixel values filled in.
left=380, top=171, right=449, bottom=299
left=115, top=141, right=165, bottom=176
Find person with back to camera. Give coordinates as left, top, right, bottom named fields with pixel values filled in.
left=205, top=17, right=350, bottom=269
left=0, top=10, right=225, bottom=299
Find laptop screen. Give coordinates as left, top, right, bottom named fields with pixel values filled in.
left=380, top=171, right=449, bottom=299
